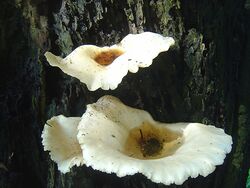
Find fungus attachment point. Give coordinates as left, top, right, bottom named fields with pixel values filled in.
left=94, top=49, right=124, bottom=66
left=124, top=122, right=182, bottom=159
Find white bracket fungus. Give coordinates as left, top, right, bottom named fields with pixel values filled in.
left=45, top=32, right=175, bottom=91
left=42, top=96, right=232, bottom=186
left=41, top=115, right=84, bottom=173
left=77, top=96, right=232, bottom=185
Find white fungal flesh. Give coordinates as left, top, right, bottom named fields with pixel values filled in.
left=41, top=96, right=232, bottom=185
left=77, top=96, right=232, bottom=185
left=45, top=32, right=175, bottom=91
left=41, top=115, right=84, bottom=173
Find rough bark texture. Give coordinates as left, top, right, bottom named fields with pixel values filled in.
left=1, top=0, right=250, bottom=188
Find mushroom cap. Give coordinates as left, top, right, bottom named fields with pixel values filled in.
left=77, top=96, right=232, bottom=185
left=45, top=32, right=175, bottom=91
left=41, top=115, right=84, bottom=173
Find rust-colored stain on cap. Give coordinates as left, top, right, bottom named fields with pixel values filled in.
left=94, top=49, right=124, bottom=66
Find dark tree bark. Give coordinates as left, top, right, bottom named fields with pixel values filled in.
left=1, top=0, right=249, bottom=188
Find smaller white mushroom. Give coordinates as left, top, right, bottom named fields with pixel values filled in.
left=77, top=96, right=232, bottom=185
left=41, top=115, right=84, bottom=173
left=45, top=32, right=175, bottom=91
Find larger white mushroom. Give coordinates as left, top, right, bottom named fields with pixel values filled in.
left=45, top=32, right=175, bottom=91
left=77, top=96, right=232, bottom=185
left=41, top=96, right=232, bottom=185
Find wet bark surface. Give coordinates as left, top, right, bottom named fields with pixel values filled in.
left=0, top=0, right=250, bottom=187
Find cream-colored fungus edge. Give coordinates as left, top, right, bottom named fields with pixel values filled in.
left=41, top=115, right=84, bottom=173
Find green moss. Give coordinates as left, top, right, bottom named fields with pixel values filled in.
left=150, top=0, right=183, bottom=41
left=57, top=31, right=74, bottom=55
left=184, top=30, right=205, bottom=87
left=247, top=169, right=250, bottom=188
left=124, top=8, right=134, bottom=21
left=232, top=105, right=248, bottom=169
left=151, top=0, right=172, bottom=34
left=53, top=15, right=73, bottom=54
left=224, top=104, right=249, bottom=187
left=31, top=95, right=37, bottom=110
left=245, top=0, right=250, bottom=9
left=182, top=29, right=208, bottom=119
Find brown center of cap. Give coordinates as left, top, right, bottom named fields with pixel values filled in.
left=94, top=49, right=124, bottom=66
left=123, top=122, right=183, bottom=160
left=139, top=131, right=163, bottom=157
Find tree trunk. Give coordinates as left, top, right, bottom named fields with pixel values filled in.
left=1, top=0, right=249, bottom=188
